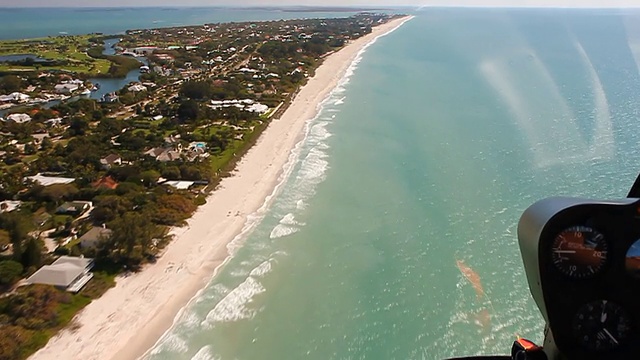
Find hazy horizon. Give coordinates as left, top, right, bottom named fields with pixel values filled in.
left=1, top=0, right=640, bottom=8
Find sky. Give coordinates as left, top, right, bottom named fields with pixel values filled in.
left=1, top=0, right=640, bottom=8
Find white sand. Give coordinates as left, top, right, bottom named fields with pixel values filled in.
left=29, top=16, right=412, bottom=360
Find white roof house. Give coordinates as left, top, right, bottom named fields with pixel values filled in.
left=27, top=173, right=75, bottom=186
left=127, top=84, right=148, bottom=92
left=5, top=113, right=32, bottom=123
left=0, top=200, right=22, bottom=213
left=54, top=83, right=79, bottom=94
left=0, top=92, right=30, bottom=103
left=26, top=256, right=94, bottom=292
left=162, top=180, right=195, bottom=190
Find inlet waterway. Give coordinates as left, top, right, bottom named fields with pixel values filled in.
left=87, top=38, right=147, bottom=100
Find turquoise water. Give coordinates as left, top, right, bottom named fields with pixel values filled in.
left=143, top=8, right=640, bottom=360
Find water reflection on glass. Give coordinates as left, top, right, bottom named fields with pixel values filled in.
left=625, top=240, right=640, bottom=278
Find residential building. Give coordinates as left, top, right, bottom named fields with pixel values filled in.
left=5, top=113, right=32, bottom=123
left=79, top=227, right=112, bottom=249
left=100, top=154, right=122, bottom=169
left=54, top=83, right=79, bottom=94
left=55, top=201, right=92, bottom=216
left=25, top=256, right=94, bottom=292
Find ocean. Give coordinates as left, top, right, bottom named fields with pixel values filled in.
left=4, top=6, right=640, bottom=360
left=0, top=7, right=379, bottom=40
left=142, top=7, right=640, bottom=360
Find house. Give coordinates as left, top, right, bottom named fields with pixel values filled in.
left=188, top=142, right=207, bottom=152
left=0, top=200, right=21, bottom=213
left=162, top=180, right=195, bottom=190
left=131, top=46, right=158, bottom=56
left=157, top=149, right=182, bottom=162
left=56, top=201, right=92, bottom=216
left=79, top=227, right=112, bottom=249
left=5, top=113, right=32, bottom=123
left=0, top=92, right=30, bottom=103
left=25, top=256, right=94, bottom=292
left=54, top=83, right=79, bottom=94
left=145, top=147, right=181, bottom=162
left=27, top=173, right=75, bottom=186
left=32, top=133, right=50, bottom=145
left=91, top=175, right=119, bottom=190
left=44, top=117, right=63, bottom=126
left=100, top=92, right=119, bottom=103
left=127, top=84, right=147, bottom=92
left=100, top=153, right=122, bottom=169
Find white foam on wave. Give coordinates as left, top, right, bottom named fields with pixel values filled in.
left=202, top=276, right=265, bottom=327
left=310, top=121, right=331, bottom=140
left=258, top=19, right=408, bottom=233
left=191, top=345, right=218, bottom=360
left=224, top=99, right=312, bottom=255
left=178, top=309, right=201, bottom=329
left=297, top=148, right=329, bottom=182
left=270, top=224, right=299, bottom=239
left=270, top=212, right=306, bottom=239
left=149, top=333, right=188, bottom=355
left=280, top=213, right=298, bottom=225
left=249, top=259, right=272, bottom=277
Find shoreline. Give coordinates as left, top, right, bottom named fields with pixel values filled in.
left=29, top=15, right=413, bottom=360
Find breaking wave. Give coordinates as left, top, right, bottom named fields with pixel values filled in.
left=191, top=345, right=217, bottom=360
left=202, top=276, right=266, bottom=326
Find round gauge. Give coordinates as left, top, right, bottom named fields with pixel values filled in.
left=573, top=300, right=632, bottom=352
left=551, top=226, right=608, bottom=278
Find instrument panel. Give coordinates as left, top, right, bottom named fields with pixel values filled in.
left=518, top=197, right=640, bottom=360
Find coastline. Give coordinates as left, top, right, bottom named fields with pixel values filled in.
left=29, top=15, right=413, bottom=360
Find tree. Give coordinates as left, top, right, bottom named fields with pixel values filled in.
left=21, top=238, right=42, bottom=270
left=68, top=117, right=89, bottom=136
left=177, top=99, right=199, bottom=121
left=0, top=229, right=9, bottom=249
left=0, top=325, right=31, bottom=360
left=161, top=166, right=181, bottom=180
left=180, top=81, right=211, bottom=99
left=0, top=75, right=23, bottom=93
left=40, top=137, right=53, bottom=151
left=151, top=194, right=197, bottom=225
left=5, top=284, right=64, bottom=330
left=107, top=211, right=156, bottom=266
left=38, top=183, right=79, bottom=203
left=0, top=212, right=33, bottom=258
left=92, top=195, right=132, bottom=223
left=23, top=143, right=36, bottom=155
left=140, top=170, right=160, bottom=187
left=96, top=117, right=124, bottom=137
left=0, top=260, right=23, bottom=285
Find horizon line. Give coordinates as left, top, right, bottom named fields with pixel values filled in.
left=1, top=4, right=640, bottom=9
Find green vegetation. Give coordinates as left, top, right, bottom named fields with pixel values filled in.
left=0, top=35, right=133, bottom=76
left=0, top=283, right=110, bottom=360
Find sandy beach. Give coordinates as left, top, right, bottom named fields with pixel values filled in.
left=29, top=16, right=411, bottom=360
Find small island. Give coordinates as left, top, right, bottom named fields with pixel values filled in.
left=0, top=13, right=405, bottom=360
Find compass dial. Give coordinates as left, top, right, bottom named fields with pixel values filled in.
left=551, top=226, right=608, bottom=279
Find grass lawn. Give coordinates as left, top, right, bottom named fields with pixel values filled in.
left=0, top=34, right=114, bottom=75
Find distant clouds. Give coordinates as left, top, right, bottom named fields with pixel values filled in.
left=2, top=0, right=640, bottom=7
